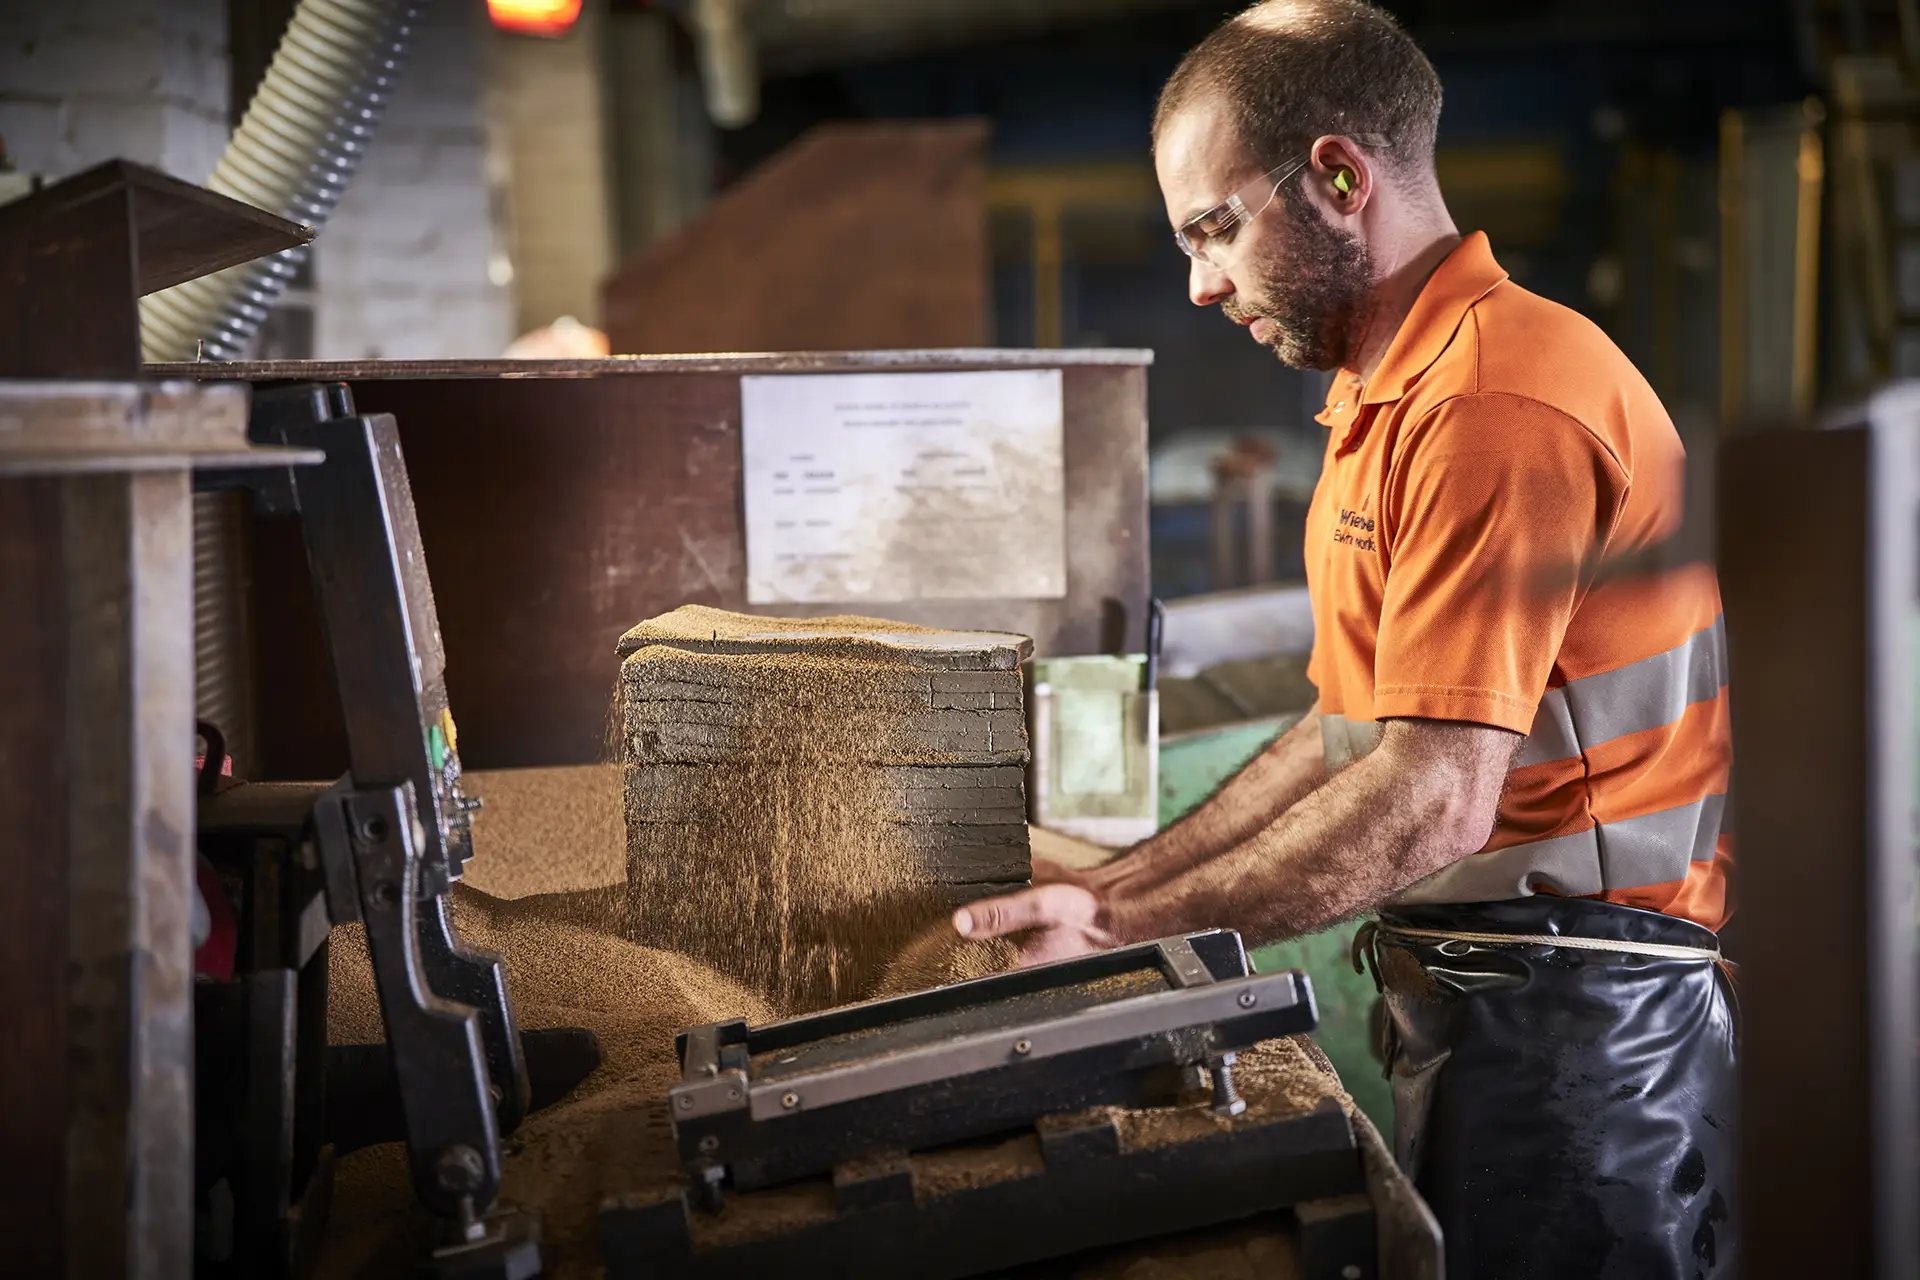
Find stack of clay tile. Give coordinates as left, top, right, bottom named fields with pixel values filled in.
left=615, top=605, right=1033, bottom=1013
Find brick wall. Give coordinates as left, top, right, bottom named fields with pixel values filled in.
left=314, top=1, right=514, bottom=359
left=0, top=0, right=229, bottom=182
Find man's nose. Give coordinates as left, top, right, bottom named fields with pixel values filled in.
left=1189, top=256, right=1233, bottom=307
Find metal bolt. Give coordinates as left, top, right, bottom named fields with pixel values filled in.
left=676, top=1094, right=694, bottom=1109
left=1341, top=1267, right=1363, bottom=1280
left=370, top=881, right=399, bottom=909
left=434, top=1144, right=485, bottom=1195
left=1208, top=1053, right=1247, bottom=1118
left=358, top=813, right=389, bottom=845
left=1237, top=990, right=1257, bottom=1008
left=698, top=1135, right=720, bottom=1154
left=1012, top=1039, right=1032, bottom=1056
left=781, top=1091, right=800, bottom=1109
left=456, top=1196, right=486, bottom=1243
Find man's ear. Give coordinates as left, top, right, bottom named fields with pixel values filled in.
left=1311, top=135, right=1373, bottom=216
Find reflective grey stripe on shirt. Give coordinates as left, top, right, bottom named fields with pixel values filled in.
left=1395, top=792, right=1726, bottom=904
left=1323, top=616, right=1729, bottom=901
left=1517, top=616, right=1728, bottom=768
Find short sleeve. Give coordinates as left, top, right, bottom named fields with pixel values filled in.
left=1372, top=393, right=1626, bottom=734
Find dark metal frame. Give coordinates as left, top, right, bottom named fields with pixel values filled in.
left=602, top=1098, right=1373, bottom=1280
left=605, top=935, right=1362, bottom=1279
left=665, top=931, right=1316, bottom=1194
left=196, top=383, right=542, bottom=1277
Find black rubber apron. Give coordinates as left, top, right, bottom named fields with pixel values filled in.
left=1355, top=896, right=1738, bottom=1280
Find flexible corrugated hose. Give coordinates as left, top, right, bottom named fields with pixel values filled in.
left=140, top=0, right=421, bottom=361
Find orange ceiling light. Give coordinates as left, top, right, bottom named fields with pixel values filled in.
left=488, top=0, right=584, bottom=37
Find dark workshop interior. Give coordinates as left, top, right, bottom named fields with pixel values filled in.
left=1, top=0, right=1915, bottom=1276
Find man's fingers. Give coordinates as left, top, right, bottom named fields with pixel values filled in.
left=1018, top=931, right=1100, bottom=968
left=954, top=889, right=1052, bottom=939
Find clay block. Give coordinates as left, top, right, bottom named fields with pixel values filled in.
left=929, top=671, right=1025, bottom=695
left=626, top=761, right=1025, bottom=802
left=623, top=734, right=1027, bottom=769
left=623, top=701, right=1028, bottom=755
left=615, top=604, right=1032, bottom=670
left=625, top=817, right=1031, bottom=884
left=617, top=606, right=1035, bottom=1010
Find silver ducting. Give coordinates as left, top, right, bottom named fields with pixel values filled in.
left=140, top=0, right=422, bottom=361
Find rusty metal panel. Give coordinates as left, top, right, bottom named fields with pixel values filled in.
left=0, top=477, right=71, bottom=1279
left=164, top=354, right=1149, bottom=777
left=0, top=467, right=198, bottom=1277
left=0, top=161, right=308, bottom=379
left=601, top=121, right=989, bottom=355
left=60, top=469, right=198, bottom=1279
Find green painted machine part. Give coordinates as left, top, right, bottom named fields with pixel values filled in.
left=1157, top=715, right=1394, bottom=1135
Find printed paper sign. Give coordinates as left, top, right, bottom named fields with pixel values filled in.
left=741, top=370, right=1067, bottom=603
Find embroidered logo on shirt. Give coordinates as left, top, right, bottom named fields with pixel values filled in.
left=1334, top=507, right=1377, bottom=552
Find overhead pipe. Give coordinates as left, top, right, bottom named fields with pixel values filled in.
left=690, top=0, right=760, bottom=128
left=141, top=0, right=421, bottom=361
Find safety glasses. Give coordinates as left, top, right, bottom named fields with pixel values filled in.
left=1173, top=134, right=1390, bottom=267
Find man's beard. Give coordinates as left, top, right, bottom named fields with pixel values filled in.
left=1222, top=191, right=1374, bottom=371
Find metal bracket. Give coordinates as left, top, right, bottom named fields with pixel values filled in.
left=233, top=383, right=531, bottom=1131
left=316, top=785, right=504, bottom=1210
left=313, top=781, right=542, bottom=1278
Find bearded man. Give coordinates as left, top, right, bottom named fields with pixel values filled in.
left=956, top=3, right=1739, bottom=1277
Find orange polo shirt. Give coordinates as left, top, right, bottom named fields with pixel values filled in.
left=1303, top=231, right=1732, bottom=931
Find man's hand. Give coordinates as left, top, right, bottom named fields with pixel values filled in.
left=954, top=879, right=1118, bottom=966
left=1031, top=853, right=1108, bottom=892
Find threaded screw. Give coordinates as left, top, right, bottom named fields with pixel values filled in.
left=1208, top=1053, right=1247, bottom=1117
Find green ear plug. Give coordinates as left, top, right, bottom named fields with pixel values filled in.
left=1333, top=169, right=1354, bottom=195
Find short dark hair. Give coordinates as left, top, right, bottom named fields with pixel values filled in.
left=1154, top=0, right=1442, bottom=174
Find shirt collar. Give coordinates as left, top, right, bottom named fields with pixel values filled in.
left=1360, top=230, right=1507, bottom=406
left=1314, top=231, right=1509, bottom=435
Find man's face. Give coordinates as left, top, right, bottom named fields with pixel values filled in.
left=1155, top=99, right=1375, bottom=371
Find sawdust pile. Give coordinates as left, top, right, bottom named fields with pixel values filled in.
left=321, top=877, right=1357, bottom=1278
left=459, top=765, right=625, bottom=899
left=617, top=606, right=1032, bottom=1013
left=1064, top=1218, right=1302, bottom=1280
left=325, top=882, right=775, bottom=1279
left=874, top=918, right=1024, bottom=997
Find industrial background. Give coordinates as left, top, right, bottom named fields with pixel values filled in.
left=1, top=1, right=1913, bottom=1277
left=1, top=0, right=1869, bottom=592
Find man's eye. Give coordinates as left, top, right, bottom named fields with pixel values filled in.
left=1195, top=207, right=1242, bottom=241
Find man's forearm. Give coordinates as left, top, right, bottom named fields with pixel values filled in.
left=1105, top=722, right=1511, bottom=946
left=1089, top=710, right=1325, bottom=894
